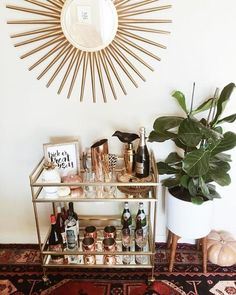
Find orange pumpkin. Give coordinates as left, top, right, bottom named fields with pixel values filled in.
left=207, top=230, right=236, bottom=266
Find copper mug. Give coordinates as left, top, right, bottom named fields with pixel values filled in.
left=104, top=225, right=116, bottom=239
left=103, top=254, right=117, bottom=265
left=84, top=225, right=97, bottom=239
left=103, top=237, right=116, bottom=265
left=82, top=237, right=96, bottom=265
left=103, top=237, right=116, bottom=252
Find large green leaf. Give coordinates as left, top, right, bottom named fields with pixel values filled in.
left=210, top=132, right=236, bottom=156
left=192, top=97, right=216, bottom=115
left=207, top=184, right=221, bottom=199
left=211, top=83, right=235, bottom=125
left=157, top=162, right=179, bottom=175
left=149, top=116, right=183, bottom=143
left=211, top=173, right=231, bottom=186
left=180, top=175, right=190, bottom=188
left=162, top=177, right=180, bottom=187
left=191, top=196, right=204, bottom=205
left=148, top=130, right=175, bottom=142
left=172, top=91, right=188, bottom=114
left=188, top=178, right=198, bottom=196
left=178, top=118, right=202, bottom=147
left=165, top=152, right=183, bottom=164
left=153, top=116, right=184, bottom=132
left=183, top=149, right=211, bottom=177
left=172, top=138, right=187, bottom=150
left=217, top=113, right=236, bottom=124
left=208, top=161, right=231, bottom=186
left=199, top=177, right=209, bottom=197
left=213, top=153, right=232, bottom=162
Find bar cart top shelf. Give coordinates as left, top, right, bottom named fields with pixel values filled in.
left=29, top=153, right=159, bottom=202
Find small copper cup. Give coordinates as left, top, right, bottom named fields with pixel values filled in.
left=103, top=237, right=116, bottom=252
left=84, top=254, right=96, bottom=265
left=82, top=237, right=95, bottom=251
left=104, top=225, right=116, bottom=239
left=82, top=237, right=96, bottom=265
left=103, top=254, right=116, bottom=265
left=84, top=225, right=97, bottom=239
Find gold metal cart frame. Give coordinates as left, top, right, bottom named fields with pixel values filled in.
left=29, top=154, right=159, bottom=282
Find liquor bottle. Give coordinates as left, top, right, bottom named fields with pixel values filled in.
left=56, top=205, right=66, bottom=247
left=136, top=202, right=148, bottom=236
left=121, top=202, right=132, bottom=230
left=48, top=214, right=64, bottom=264
left=65, top=210, right=79, bottom=264
left=122, top=218, right=131, bottom=264
left=134, top=217, right=143, bottom=265
left=67, top=202, right=80, bottom=246
left=135, top=127, right=150, bottom=178
left=60, top=202, right=68, bottom=220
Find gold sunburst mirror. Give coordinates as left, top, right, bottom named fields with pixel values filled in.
left=7, top=0, right=171, bottom=102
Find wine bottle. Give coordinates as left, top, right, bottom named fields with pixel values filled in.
left=67, top=202, right=80, bottom=246
left=65, top=210, right=79, bottom=264
left=121, top=202, right=132, bottom=230
left=135, top=127, right=150, bottom=178
left=56, top=205, right=66, bottom=247
left=136, top=202, right=147, bottom=236
left=134, top=217, right=143, bottom=265
left=60, top=202, right=68, bottom=220
left=48, top=214, right=64, bottom=264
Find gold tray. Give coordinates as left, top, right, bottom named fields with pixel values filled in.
left=117, top=173, right=153, bottom=196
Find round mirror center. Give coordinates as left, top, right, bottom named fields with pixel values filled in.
left=61, top=0, right=118, bottom=52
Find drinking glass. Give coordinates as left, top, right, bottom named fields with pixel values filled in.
left=84, top=171, right=96, bottom=198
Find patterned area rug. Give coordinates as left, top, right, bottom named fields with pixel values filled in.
left=0, top=243, right=235, bottom=294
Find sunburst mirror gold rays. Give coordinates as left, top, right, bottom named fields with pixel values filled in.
left=7, top=0, right=172, bottom=102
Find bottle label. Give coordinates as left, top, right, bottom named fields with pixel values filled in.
left=66, top=227, right=77, bottom=250
left=137, top=213, right=145, bottom=221
left=49, top=244, right=62, bottom=252
left=49, top=244, right=64, bottom=263
left=123, top=212, right=131, bottom=220
left=136, top=162, right=144, bottom=174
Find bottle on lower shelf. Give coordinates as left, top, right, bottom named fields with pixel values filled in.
left=65, top=209, right=80, bottom=264
left=48, top=214, right=64, bottom=264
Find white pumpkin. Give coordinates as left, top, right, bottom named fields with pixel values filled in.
left=207, top=230, right=236, bottom=266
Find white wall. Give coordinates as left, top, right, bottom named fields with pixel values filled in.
left=0, top=0, right=236, bottom=243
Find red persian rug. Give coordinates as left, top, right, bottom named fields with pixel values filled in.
left=0, top=243, right=236, bottom=294
left=39, top=279, right=184, bottom=295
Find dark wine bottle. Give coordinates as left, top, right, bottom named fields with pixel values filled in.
left=48, top=214, right=64, bottom=263
left=135, top=127, right=150, bottom=178
left=67, top=202, right=80, bottom=247
left=56, top=205, right=66, bottom=247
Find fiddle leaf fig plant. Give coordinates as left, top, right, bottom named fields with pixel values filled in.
left=149, top=82, right=236, bottom=204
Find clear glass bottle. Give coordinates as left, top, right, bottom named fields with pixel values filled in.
left=135, top=127, right=150, bottom=178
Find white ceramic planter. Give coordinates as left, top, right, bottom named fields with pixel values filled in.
left=166, top=191, right=213, bottom=239
left=42, top=168, right=61, bottom=197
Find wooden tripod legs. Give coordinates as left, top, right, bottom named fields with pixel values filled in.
left=167, top=230, right=207, bottom=273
